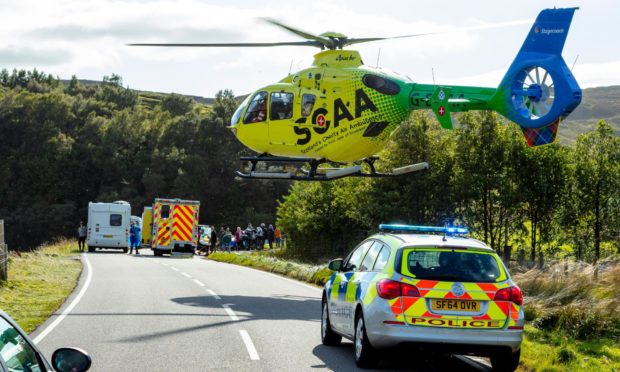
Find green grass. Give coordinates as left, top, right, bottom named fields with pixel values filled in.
left=0, top=240, right=82, bottom=333
left=208, top=251, right=333, bottom=286
left=520, top=325, right=619, bottom=371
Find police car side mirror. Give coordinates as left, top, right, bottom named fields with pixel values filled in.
left=328, top=259, right=343, bottom=271
left=52, top=347, right=92, bottom=372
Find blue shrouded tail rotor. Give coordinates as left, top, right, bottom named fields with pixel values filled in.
left=512, top=65, right=556, bottom=121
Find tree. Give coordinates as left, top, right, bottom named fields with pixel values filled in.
left=516, top=144, right=568, bottom=261
left=569, top=120, right=620, bottom=261
left=453, top=111, right=523, bottom=252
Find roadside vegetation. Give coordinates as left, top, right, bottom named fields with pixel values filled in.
left=0, top=240, right=82, bottom=332
left=209, top=251, right=620, bottom=371
left=208, top=251, right=331, bottom=286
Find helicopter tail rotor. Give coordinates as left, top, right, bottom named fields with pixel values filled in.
left=495, top=7, right=581, bottom=145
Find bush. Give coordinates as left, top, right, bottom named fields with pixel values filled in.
left=556, top=347, right=576, bottom=363
left=533, top=306, right=620, bottom=340
left=533, top=311, right=560, bottom=331
left=524, top=305, right=541, bottom=322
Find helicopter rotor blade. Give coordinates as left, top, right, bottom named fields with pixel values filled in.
left=344, top=33, right=436, bottom=46
left=260, top=18, right=334, bottom=49
left=128, top=41, right=322, bottom=48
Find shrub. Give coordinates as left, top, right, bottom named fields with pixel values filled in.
left=556, top=347, right=576, bottom=363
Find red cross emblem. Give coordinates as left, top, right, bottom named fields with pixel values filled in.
left=317, top=114, right=326, bottom=127
left=438, top=106, right=446, bottom=117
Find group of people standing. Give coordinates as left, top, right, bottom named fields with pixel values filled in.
left=205, top=222, right=282, bottom=254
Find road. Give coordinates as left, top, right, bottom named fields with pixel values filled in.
left=31, top=251, right=492, bottom=371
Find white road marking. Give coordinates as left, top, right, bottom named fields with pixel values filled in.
left=207, top=289, right=221, bottom=300
left=170, top=266, right=180, bottom=271
left=34, top=254, right=93, bottom=344
left=193, top=279, right=205, bottom=287
left=181, top=272, right=192, bottom=278
left=222, top=304, right=239, bottom=321
left=161, top=263, right=169, bottom=266
left=239, top=330, right=260, bottom=360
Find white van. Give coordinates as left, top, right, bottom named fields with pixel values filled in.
left=87, top=201, right=131, bottom=252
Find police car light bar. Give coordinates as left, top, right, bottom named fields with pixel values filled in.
left=379, top=224, right=469, bottom=235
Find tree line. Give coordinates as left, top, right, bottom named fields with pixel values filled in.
left=277, top=111, right=620, bottom=263
left=0, top=69, right=290, bottom=250
left=1, top=68, right=618, bottom=263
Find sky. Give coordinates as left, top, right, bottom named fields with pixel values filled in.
left=1, top=0, right=618, bottom=97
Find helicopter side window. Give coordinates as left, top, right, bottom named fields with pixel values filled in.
left=301, top=94, right=316, bottom=117
left=243, top=91, right=268, bottom=124
left=270, top=92, right=294, bottom=121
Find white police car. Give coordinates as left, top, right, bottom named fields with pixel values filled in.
left=321, top=225, right=523, bottom=371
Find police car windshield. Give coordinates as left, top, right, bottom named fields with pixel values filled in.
left=403, top=249, right=503, bottom=283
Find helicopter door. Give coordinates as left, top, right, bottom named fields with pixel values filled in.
left=268, top=91, right=296, bottom=146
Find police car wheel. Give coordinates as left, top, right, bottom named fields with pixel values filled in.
left=354, top=312, right=376, bottom=368
left=490, top=349, right=520, bottom=372
left=321, top=300, right=341, bottom=346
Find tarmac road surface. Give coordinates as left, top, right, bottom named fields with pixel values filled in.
left=32, top=250, right=492, bottom=371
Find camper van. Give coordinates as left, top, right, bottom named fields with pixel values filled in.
left=87, top=201, right=131, bottom=253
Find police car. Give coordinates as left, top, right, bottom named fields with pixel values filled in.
left=321, top=225, right=523, bottom=371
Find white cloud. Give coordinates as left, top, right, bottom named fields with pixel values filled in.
left=0, top=0, right=616, bottom=96
left=572, top=60, right=620, bottom=88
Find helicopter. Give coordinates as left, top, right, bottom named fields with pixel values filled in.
left=130, top=7, right=581, bottom=181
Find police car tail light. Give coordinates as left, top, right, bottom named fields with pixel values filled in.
left=494, top=286, right=523, bottom=306
left=377, top=279, right=400, bottom=299
left=377, top=279, right=420, bottom=300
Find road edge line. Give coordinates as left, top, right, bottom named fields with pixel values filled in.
left=33, top=253, right=93, bottom=344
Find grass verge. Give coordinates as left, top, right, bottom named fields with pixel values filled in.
left=207, top=251, right=332, bottom=286
left=0, top=240, right=82, bottom=333
left=209, top=251, right=620, bottom=371
left=520, top=325, right=619, bottom=371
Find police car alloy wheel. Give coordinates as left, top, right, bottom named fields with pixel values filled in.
left=354, top=313, right=376, bottom=368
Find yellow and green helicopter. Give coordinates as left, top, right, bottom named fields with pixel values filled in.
left=131, top=7, right=581, bottom=181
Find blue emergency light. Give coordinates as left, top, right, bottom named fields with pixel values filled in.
left=379, top=224, right=469, bottom=235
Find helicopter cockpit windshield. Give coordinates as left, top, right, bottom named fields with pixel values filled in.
left=231, top=95, right=252, bottom=125
left=243, top=92, right=268, bottom=124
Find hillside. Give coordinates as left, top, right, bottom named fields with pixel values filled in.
left=561, top=85, right=620, bottom=143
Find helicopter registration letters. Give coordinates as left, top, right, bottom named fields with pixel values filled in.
left=294, top=89, right=377, bottom=146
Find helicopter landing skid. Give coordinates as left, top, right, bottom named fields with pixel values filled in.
left=236, top=156, right=429, bottom=181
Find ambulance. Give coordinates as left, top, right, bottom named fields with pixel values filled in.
left=150, top=198, right=200, bottom=256
left=86, top=201, right=131, bottom=253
